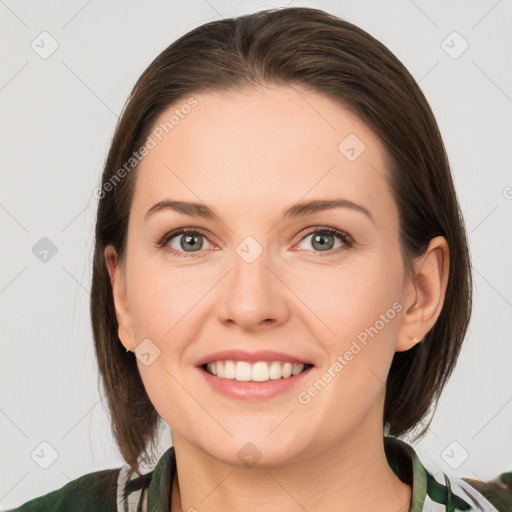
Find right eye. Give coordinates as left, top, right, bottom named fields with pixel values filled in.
left=157, top=228, right=216, bottom=257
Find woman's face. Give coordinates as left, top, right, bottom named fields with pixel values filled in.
left=107, top=85, right=421, bottom=466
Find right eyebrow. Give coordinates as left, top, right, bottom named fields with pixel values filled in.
left=145, top=200, right=216, bottom=221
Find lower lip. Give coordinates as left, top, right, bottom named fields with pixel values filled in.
left=196, top=365, right=314, bottom=400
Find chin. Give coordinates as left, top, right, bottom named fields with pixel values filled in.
left=197, top=429, right=308, bottom=469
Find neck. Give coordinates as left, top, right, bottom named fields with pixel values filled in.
left=169, top=426, right=411, bottom=512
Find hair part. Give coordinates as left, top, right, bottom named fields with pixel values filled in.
left=91, top=6, right=472, bottom=474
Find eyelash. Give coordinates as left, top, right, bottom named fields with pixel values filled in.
left=156, top=226, right=354, bottom=258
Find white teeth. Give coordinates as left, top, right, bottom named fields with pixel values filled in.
left=282, top=362, right=292, bottom=378
left=269, top=361, right=282, bottom=380
left=209, top=362, right=217, bottom=376
left=224, top=360, right=235, bottom=379
left=236, top=361, right=252, bottom=381
left=204, top=360, right=306, bottom=382
left=291, top=363, right=303, bottom=376
left=252, top=362, right=269, bottom=381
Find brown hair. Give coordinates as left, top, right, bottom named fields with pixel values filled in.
left=91, top=6, right=472, bottom=474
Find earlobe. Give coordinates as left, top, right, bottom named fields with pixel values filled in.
left=395, top=236, right=450, bottom=352
left=104, top=245, right=135, bottom=352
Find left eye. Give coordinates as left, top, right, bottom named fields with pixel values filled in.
left=297, top=229, right=349, bottom=252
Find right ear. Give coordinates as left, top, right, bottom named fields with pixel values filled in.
left=104, top=245, right=136, bottom=352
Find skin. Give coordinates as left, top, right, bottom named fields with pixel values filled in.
left=105, top=84, right=449, bottom=512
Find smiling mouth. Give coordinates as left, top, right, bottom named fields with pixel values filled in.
left=201, top=360, right=314, bottom=382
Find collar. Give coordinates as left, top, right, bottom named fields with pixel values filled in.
left=118, top=436, right=498, bottom=512
left=384, top=435, right=499, bottom=511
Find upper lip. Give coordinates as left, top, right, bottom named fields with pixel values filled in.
left=195, top=349, right=314, bottom=367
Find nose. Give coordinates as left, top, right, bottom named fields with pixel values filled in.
left=217, top=244, right=290, bottom=332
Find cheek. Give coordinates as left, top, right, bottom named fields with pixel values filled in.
left=293, top=254, right=403, bottom=342
left=126, top=251, right=211, bottom=345
left=127, top=261, right=209, bottom=426
left=291, top=252, right=403, bottom=396
left=291, top=258, right=403, bottom=430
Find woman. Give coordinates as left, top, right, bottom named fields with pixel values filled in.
left=5, top=7, right=511, bottom=512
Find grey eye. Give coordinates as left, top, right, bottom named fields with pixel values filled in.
left=170, top=233, right=205, bottom=252
left=298, top=231, right=344, bottom=252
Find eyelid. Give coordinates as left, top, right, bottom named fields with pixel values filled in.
left=156, top=226, right=217, bottom=256
left=295, top=226, right=354, bottom=252
left=156, top=225, right=354, bottom=257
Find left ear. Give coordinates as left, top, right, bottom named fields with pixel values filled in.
left=395, top=235, right=450, bottom=352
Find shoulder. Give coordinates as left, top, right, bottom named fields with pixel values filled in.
left=385, top=436, right=512, bottom=511
left=421, top=460, right=512, bottom=511
left=3, top=467, right=121, bottom=512
left=460, top=470, right=512, bottom=512
left=3, top=446, right=174, bottom=512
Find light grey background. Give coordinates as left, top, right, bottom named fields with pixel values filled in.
left=1, top=0, right=511, bottom=508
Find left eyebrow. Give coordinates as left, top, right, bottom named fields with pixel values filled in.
left=144, top=198, right=374, bottom=223
left=282, top=199, right=373, bottom=223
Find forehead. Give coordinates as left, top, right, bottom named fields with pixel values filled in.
left=130, top=85, right=395, bottom=227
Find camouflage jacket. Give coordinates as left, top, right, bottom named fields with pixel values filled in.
left=4, top=436, right=511, bottom=511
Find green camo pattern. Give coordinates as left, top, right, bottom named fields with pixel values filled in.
left=4, top=437, right=511, bottom=512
